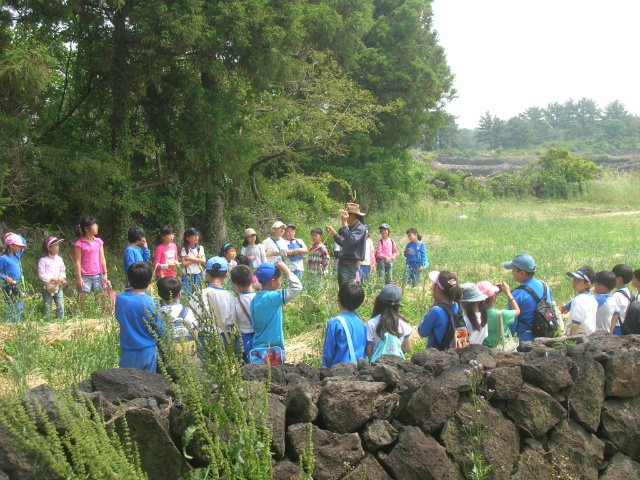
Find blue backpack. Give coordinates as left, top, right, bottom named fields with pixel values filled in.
left=370, top=332, right=404, bottom=363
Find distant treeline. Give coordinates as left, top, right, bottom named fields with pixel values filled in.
left=434, top=99, right=640, bottom=153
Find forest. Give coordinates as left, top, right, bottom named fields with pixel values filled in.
left=0, top=0, right=454, bottom=247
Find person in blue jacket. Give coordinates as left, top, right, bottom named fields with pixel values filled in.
left=322, top=282, right=366, bottom=367
left=404, top=228, right=428, bottom=287
left=123, top=226, right=150, bottom=288
left=418, top=270, right=463, bottom=349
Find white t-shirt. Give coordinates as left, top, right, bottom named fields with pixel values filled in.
left=234, top=291, right=256, bottom=334
left=262, top=237, right=288, bottom=263
left=161, top=303, right=198, bottom=329
left=463, top=313, right=489, bottom=345
left=613, top=288, right=632, bottom=326
left=567, top=292, right=598, bottom=335
left=180, top=245, right=205, bottom=275
left=189, top=285, right=236, bottom=333
left=366, top=315, right=412, bottom=350
left=595, top=295, right=616, bottom=331
left=361, top=238, right=374, bottom=267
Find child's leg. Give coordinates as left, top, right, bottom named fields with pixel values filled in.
left=53, top=288, right=65, bottom=319
left=386, top=262, right=393, bottom=284
left=376, top=259, right=385, bottom=280
left=241, top=332, right=255, bottom=364
left=182, top=275, right=192, bottom=295
left=42, top=288, right=54, bottom=320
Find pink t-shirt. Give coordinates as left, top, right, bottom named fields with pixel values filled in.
left=154, top=243, right=178, bottom=277
left=375, top=238, right=397, bottom=260
left=74, top=237, right=104, bottom=276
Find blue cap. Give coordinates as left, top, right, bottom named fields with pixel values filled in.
left=255, top=263, right=277, bottom=284
left=379, top=223, right=391, bottom=230
left=205, top=256, right=228, bottom=272
left=503, top=254, right=536, bottom=273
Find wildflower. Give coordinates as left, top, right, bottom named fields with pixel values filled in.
left=477, top=409, right=482, bottom=414
left=464, top=369, right=470, bottom=374
left=478, top=364, right=483, bottom=369
left=480, top=396, right=485, bottom=400
left=486, top=371, right=492, bottom=376
left=474, top=365, right=479, bottom=370
left=469, top=360, right=477, bottom=365
left=488, top=389, right=494, bottom=393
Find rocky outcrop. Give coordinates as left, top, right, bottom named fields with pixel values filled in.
left=4, top=331, right=640, bottom=479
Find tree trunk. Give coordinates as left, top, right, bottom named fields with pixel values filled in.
left=206, top=191, right=226, bottom=250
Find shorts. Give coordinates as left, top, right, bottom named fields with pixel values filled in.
left=119, top=345, right=158, bottom=372
left=78, top=273, right=103, bottom=293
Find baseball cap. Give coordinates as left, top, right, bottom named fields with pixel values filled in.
left=379, top=223, right=391, bottom=230
left=255, top=263, right=277, bottom=284
left=286, top=224, right=297, bottom=230
left=205, top=256, right=228, bottom=272
left=503, top=254, right=536, bottom=273
left=5, top=234, right=26, bottom=248
left=461, top=283, right=488, bottom=303
left=476, top=281, right=499, bottom=297
left=567, top=269, right=593, bottom=284
left=271, top=221, right=286, bottom=229
left=378, top=284, right=402, bottom=305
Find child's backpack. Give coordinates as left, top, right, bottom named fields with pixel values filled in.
left=172, top=306, right=197, bottom=356
left=435, top=303, right=469, bottom=350
left=515, top=283, right=559, bottom=338
left=370, top=332, right=405, bottom=363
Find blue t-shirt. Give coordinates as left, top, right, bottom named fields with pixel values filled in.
left=250, top=289, right=288, bottom=350
left=0, top=254, right=22, bottom=283
left=115, top=292, right=164, bottom=350
left=404, top=241, right=428, bottom=268
left=511, top=278, right=553, bottom=334
left=123, top=245, right=151, bottom=275
left=322, top=312, right=367, bottom=368
left=418, top=302, right=461, bottom=348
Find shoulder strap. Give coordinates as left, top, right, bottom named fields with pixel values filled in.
left=515, top=284, right=541, bottom=303
left=237, top=295, right=251, bottom=320
left=616, top=288, right=632, bottom=302
left=496, top=310, right=504, bottom=341
left=336, top=316, right=356, bottom=363
left=179, top=306, right=190, bottom=321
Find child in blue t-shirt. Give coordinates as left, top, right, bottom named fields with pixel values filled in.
left=123, top=226, right=150, bottom=286
left=418, top=270, right=463, bottom=350
left=322, top=282, right=367, bottom=367
left=115, top=262, right=164, bottom=372
left=250, top=261, right=302, bottom=359
left=0, top=234, right=27, bottom=322
left=404, top=228, right=428, bottom=287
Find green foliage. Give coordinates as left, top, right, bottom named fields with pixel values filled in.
left=527, top=147, right=599, bottom=199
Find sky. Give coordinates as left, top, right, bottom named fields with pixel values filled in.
left=431, top=0, right=640, bottom=129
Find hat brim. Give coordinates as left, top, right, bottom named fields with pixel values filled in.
left=567, top=271, right=591, bottom=282
left=463, top=294, right=488, bottom=303
left=503, top=261, right=515, bottom=270
left=428, top=271, right=440, bottom=282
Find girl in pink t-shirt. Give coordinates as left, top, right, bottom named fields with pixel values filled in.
left=74, top=217, right=108, bottom=307
left=154, top=225, right=179, bottom=279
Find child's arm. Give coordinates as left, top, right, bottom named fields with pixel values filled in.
left=38, top=257, right=50, bottom=283
left=74, top=245, right=84, bottom=290
left=141, top=239, right=151, bottom=263
left=99, top=244, right=108, bottom=283
left=402, top=335, right=412, bottom=353
left=419, top=242, right=428, bottom=269
left=276, top=261, right=302, bottom=302
left=610, top=313, right=619, bottom=334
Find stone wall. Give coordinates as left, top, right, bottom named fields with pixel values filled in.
left=3, top=331, right=640, bottom=479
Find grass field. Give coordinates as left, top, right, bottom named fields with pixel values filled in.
left=1, top=199, right=639, bottom=393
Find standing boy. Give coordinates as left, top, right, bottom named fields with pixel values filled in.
left=308, top=228, right=330, bottom=276
left=231, top=265, right=256, bottom=363
left=322, top=282, right=366, bottom=368
left=610, top=264, right=633, bottom=335
left=283, top=224, right=307, bottom=281
left=115, top=262, right=164, bottom=371
left=123, top=226, right=150, bottom=286
left=250, top=261, right=302, bottom=360
left=565, top=267, right=597, bottom=336
left=263, top=221, right=288, bottom=263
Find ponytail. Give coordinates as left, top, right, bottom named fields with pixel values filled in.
left=406, top=227, right=422, bottom=242
left=75, top=217, right=97, bottom=238
left=437, top=271, right=463, bottom=303
left=156, top=225, right=174, bottom=246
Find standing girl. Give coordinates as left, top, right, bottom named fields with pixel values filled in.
left=241, top=228, right=266, bottom=271
left=38, top=237, right=66, bottom=320
left=74, top=217, right=108, bottom=308
left=365, top=284, right=413, bottom=361
left=154, top=225, right=178, bottom=280
left=404, top=228, right=428, bottom=287
left=219, top=243, right=237, bottom=271
left=0, top=234, right=27, bottom=322
left=418, top=271, right=464, bottom=350
left=460, top=283, right=489, bottom=344
left=375, top=223, right=397, bottom=284
left=180, top=228, right=206, bottom=295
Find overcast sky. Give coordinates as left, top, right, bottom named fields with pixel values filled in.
left=431, top=0, right=640, bottom=129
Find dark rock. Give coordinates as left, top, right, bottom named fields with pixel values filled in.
left=382, top=426, right=464, bottom=480
left=341, top=453, right=392, bottom=480
left=70, top=379, right=93, bottom=394
left=546, top=419, right=604, bottom=480
left=458, top=344, right=496, bottom=369
left=90, top=368, right=174, bottom=404
left=0, top=423, right=60, bottom=480
left=440, top=401, right=519, bottom=480
left=602, top=438, right=617, bottom=457
left=272, top=459, right=300, bottom=480
left=325, top=363, right=359, bottom=379
left=505, top=383, right=565, bottom=438
left=411, top=349, right=459, bottom=375
left=283, top=362, right=321, bottom=382
left=77, top=391, right=118, bottom=421
left=241, top=383, right=287, bottom=459
left=604, top=351, right=640, bottom=398
left=393, top=370, right=428, bottom=414
left=360, top=419, right=399, bottom=452
left=357, top=358, right=375, bottom=376
left=509, top=440, right=554, bottom=480
left=519, top=356, right=573, bottom=394
left=600, top=452, right=640, bottom=480
left=399, top=379, right=459, bottom=434
left=286, top=423, right=364, bottom=480
left=587, top=330, right=640, bottom=356
left=371, top=364, right=400, bottom=389
left=112, top=407, right=192, bottom=480
left=491, top=351, right=522, bottom=368
left=600, top=396, right=640, bottom=461
left=167, top=403, right=210, bottom=467
left=23, top=384, right=61, bottom=431
left=241, top=363, right=286, bottom=385
left=318, top=381, right=387, bottom=433
left=567, top=356, right=605, bottom=432
left=485, top=366, right=523, bottom=401
left=435, top=363, right=474, bottom=392
left=285, top=379, right=321, bottom=424
left=372, top=354, right=425, bottom=376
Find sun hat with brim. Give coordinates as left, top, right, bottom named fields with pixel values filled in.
left=244, top=228, right=257, bottom=237
left=476, top=281, right=499, bottom=297
left=46, top=237, right=64, bottom=247
left=428, top=270, right=443, bottom=289
left=378, top=284, right=402, bottom=305
left=461, top=283, right=488, bottom=303
left=567, top=270, right=593, bottom=284
left=339, top=203, right=366, bottom=216
left=5, top=234, right=26, bottom=248
left=503, top=254, right=536, bottom=273
left=255, top=263, right=277, bottom=284
left=205, top=256, right=228, bottom=272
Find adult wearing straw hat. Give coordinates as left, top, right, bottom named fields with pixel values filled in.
left=326, top=203, right=367, bottom=286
